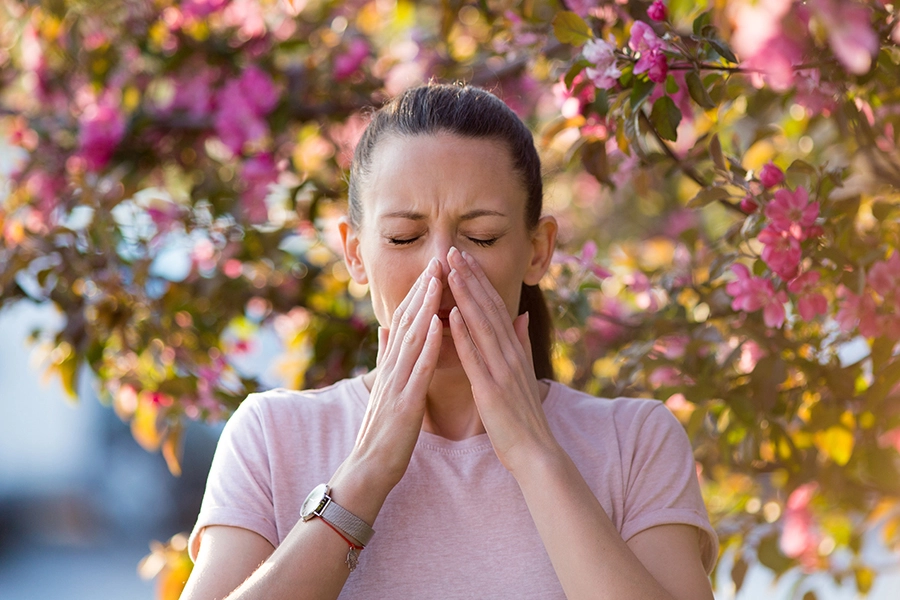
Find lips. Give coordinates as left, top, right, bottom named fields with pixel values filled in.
left=437, top=307, right=455, bottom=326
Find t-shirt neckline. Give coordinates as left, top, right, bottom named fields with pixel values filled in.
left=348, top=374, right=562, bottom=454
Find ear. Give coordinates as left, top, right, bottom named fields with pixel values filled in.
left=523, top=215, right=558, bottom=286
left=339, top=217, right=368, bottom=284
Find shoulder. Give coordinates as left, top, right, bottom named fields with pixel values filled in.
left=236, top=376, right=366, bottom=418
left=545, top=380, right=672, bottom=433
left=223, top=376, right=367, bottom=441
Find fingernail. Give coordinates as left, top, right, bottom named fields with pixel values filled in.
left=525, top=311, right=530, bottom=327
left=428, top=257, right=439, bottom=274
left=461, top=250, right=473, bottom=265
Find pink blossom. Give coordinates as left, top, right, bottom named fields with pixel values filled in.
left=181, top=0, right=229, bottom=20
left=168, top=66, right=217, bottom=119
left=556, top=240, right=612, bottom=279
left=726, top=264, right=788, bottom=327
left=649, top=366, right=682, bottom=388
left=765, top=186, right=819, bottom=234
left=879, top=428, right=900, bottom=453
left=759, top=226, right=801, bottom=280
left=583, top=37, right=621, bottom=90
left=192, top=238, right=217, bottom=273
left=647, top=0, right=667, bottom=22
left=759, top=162, right=785, bottom=188
left=23, top=170, right=65, bottom=217
left=835, top=286, right=881, bottom=337
left=629, top=21, right=664, bottom=54
left=554, top=73, right=596, bottom=119
left=643, top=48, right=668, bottom=83
left=744, top=33, right=806, bottom=92
left=737, top=339, right=765, bottom=374
left=654, top=334, right=689, bottom=360
left=334, top=38, right=370, bottom=81
left=77, top=98, right=127, bottom=172
left=788, top=271, right=828, bottom=321
left=214, top=67, right=278, bottom=154
left=566, top=0, right=599, bottom=18
left=867, top=252, right=900, bottom=299
left=729, top=0, right=792, bottom=59
left=780, top=483, right=820, bottom=571
left=240, top=153, right=278, bottom=223
left=811, top=0, right=878, bottom=74
left=629, top=22, right=667, bottom=82
left=740, top=195, right=759, bottom=214
left=222, top=0, right=267, bottom=38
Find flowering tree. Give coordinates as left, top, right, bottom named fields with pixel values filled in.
left=2, top=0, right=900, bottom=597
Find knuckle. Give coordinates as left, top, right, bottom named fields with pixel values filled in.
left=398, top=309, right=416, bottom=330
left=402, top=326, right=421, bottom=348
left=476, top=315, right=493, bottom=334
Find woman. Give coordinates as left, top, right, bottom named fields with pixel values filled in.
left=181, top=84, right=717, bottom=600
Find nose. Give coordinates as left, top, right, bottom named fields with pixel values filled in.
left=428, top=237, right=454, bottom=286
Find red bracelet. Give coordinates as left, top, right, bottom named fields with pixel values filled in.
left=319, top=518, right=364, bottom=572
left=321, top=518, right=365, bottom=550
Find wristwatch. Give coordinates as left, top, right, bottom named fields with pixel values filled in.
left=300, top=483, right=375, bottom=547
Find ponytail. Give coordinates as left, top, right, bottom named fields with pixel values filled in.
left=519, top=283, right=554, bottom=381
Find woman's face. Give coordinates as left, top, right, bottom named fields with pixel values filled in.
left=341, top=133, right=556, bottom=367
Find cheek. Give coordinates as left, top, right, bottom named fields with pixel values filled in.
left=365, top=252, right=421, bottom=324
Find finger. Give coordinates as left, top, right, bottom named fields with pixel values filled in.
left=448, top=306, right=493, bottom=388
left=390, top=274, right=442, bottom=385
left=386, top=259, right=439, bottom=358
left=447, top=249, right=522, bottom=369
left=448, top=248, right=517, bottom=342
left=375, top=326, right=389, bottom=367
left=514, top=312, right=535, bottom=373
left=405, top=314, right=443, bottom=398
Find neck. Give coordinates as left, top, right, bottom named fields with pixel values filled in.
left=361, top=364, right=485, bottom=441
left=420, top=366, right=486, bottom=440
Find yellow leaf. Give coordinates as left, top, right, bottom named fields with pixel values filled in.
left=131, top=395, right=163, bottom=451
left=814, top=426, right=855, bottom=466
left=162, top=424, right=184, bottom=477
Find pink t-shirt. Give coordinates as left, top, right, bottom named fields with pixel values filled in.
left=189, top=376, right=718, bottom=598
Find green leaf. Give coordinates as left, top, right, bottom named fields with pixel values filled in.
left=686, top=70, right=715, bottom=109
left=553, top=11, right=592, bottom=46
left=564, top=59, right=590, bottom=89
left=630, top=77, right=656, bottom=109
left=731, top=555, right=748, bottom=592
left=581, top=140, right=609, bottom=184
left=709, top=133, right=727, bottom=171
left=650, top=96, right=682, bottom=141
left=692, top=11, right=711, bottom=36
left=687, top=185, right=730, bottom=208
left=709, top=38, right=738, bottom=63
left=787, top=159, right=817, bottom=176
left=872, top=200, right=898, bottom=221
left=757, top=533, right=793, bottom=575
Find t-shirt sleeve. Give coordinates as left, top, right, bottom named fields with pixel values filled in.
left=619, top=401, right=719, bottom=574
left=188, top=394, right=277, bottom=562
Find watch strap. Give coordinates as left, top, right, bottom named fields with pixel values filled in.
left=321, top=499, right=375, bottom=546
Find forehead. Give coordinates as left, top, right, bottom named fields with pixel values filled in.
left=361, top=133, right=527, bottom=221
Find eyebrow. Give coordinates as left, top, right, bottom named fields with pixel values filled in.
left=381, top=209, right=508, bottom=221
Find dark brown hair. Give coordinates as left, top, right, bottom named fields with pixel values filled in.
left=348, top=83, right=554, bottom=380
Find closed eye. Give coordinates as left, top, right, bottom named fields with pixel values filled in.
left=468, top=237, right=499, bottom=247
left=387, top=236, right=419, bottom=246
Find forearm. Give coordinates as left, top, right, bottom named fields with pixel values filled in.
left=514, top=447, right=676, bottom=600
left=223, top=457, right=391, bottom=600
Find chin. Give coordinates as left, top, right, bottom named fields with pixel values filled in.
left=435, top=335, right=463, bottom=370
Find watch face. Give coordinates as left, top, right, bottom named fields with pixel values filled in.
left=300, top=483, right=329, bottom=521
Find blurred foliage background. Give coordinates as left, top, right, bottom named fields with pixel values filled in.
left=2, top=0, right=900, bottom=597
